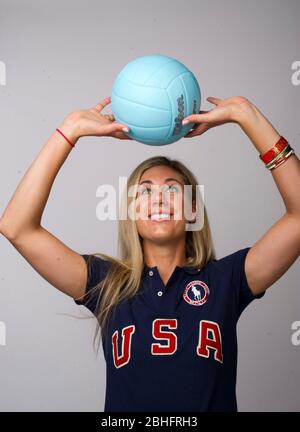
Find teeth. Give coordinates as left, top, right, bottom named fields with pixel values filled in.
left=151, top=213, right=171, bottom=220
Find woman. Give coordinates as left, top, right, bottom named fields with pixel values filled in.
left=0, top=96, right=299, bottom=412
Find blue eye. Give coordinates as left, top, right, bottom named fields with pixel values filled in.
left=141, top=187, right=151, bottom=195
left=167, top=184, right=179, bottom=192
left=140, top=184, right=180, bottom=195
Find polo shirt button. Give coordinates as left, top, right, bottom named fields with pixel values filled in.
left=157, top=291, right=163, bottom=296
left=149, top=270, right=154, bottom=276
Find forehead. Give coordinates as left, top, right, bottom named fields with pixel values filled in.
left=139, top=165, right=183, bottom=183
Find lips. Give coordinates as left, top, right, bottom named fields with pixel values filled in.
left=149, top=212, right=173, bottom=221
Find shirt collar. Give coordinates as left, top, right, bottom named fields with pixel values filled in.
left=142, top=263, right=201, bottom=276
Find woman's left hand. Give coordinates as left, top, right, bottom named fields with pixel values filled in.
left=182, top=96, right=252, bottom=138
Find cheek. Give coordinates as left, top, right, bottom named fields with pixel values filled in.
left=135, top=198, right=149, bottom=219
left=135, top=218, right=143, bottom=235
left=172, top=194, right=185, bottom=219
left=135, top=216, right=151, bottom=240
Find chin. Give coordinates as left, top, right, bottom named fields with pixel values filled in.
left=142, top=229, right=185, bottom=245
left=137, top=221, right=186, bottom=243
left=146, top=236, right=174, bottom=246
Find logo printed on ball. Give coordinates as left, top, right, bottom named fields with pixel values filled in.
left=172, top=94, right=185, bottom=136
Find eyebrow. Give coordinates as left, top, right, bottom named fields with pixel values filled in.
left=139, top=177, right=184, bottom=186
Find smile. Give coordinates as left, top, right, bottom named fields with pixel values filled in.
left=150, top=213, right=172, bottom=221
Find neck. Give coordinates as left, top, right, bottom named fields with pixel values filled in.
left=143, top=237, right=186, bottom=269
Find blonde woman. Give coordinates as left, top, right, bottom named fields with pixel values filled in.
left=1, top=96, right=299, bottom=412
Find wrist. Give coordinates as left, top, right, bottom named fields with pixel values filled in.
left=232, top=101, right=281, bottom=154
left=231, top=100, right=260, bottom=125
left=58, top=116, right=81, bottom=144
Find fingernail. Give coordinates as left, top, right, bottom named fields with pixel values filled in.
left=182, top=120, right=189, bottom=125
left=122, top=127, right=130, bottom=133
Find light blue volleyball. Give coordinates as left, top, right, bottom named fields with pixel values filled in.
left=111, top=54, right=201, bottom=146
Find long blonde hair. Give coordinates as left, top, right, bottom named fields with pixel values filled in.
left=78, top=156, right=216, bottom=354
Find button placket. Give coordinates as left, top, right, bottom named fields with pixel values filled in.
left=148, top=268, right=165, bottom=297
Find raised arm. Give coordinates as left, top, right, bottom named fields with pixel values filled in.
left=182, top=96, right=300, bottom=296
left=0, top=97, right=130, bottom=300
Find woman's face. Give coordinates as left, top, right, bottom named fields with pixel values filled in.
left=134, top=165, right=194, bottom=245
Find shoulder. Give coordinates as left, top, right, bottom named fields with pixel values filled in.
left=208, top=247, right=251, bottom=275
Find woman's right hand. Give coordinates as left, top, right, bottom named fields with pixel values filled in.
left=59, top=96, right=132, bottom=143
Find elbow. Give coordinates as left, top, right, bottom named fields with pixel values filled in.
left=0, top=217, right=41, bottom=241
left=0, top=217, right=6, bottom=236
left=0, top=217, right=18, bottom=241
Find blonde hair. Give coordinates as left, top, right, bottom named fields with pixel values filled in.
left=77, top=155, right=216, bottom=355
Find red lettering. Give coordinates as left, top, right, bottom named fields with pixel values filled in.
left=197, top=320, right=223, bottom=363
left=111, top=319, right=223, bottom=368
left=151, top=319, right=177, bottom=355
left=112, top=325, right=135, bottom=368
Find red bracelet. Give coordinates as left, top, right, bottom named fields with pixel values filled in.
left=259, top=136, right=288, bottom=164
left=56, top=128, right=75, bottom=148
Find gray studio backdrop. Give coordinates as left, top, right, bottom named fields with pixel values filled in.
left=0, top=0, right=299, bottom=411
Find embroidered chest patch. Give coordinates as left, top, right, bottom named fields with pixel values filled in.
left=183, top=280, right=210, bottom=306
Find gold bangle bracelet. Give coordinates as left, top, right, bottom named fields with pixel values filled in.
left=265, top=144, right=292, bottom=169
left=267, top=149, right=295, bottom=170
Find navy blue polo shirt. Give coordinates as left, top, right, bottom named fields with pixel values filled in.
left=74, top=246, right=266, bottom=412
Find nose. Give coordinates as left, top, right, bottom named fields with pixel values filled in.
left=149, top=186, right=171, bottom=213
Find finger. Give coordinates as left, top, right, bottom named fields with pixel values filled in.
left=101, top=122, right=130, bottom=135
left=94, top=96, right=111, bottom=112
left=182, top=111, right=212, bottom=125
left=184, top=123, right=210, bottom=138
left=111, top=131, right=134, bottom=140
left=207, top=96, right=222, bottom=105
left=103, top=113, right=115, bottom=122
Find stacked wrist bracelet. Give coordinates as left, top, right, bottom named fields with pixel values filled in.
left=259, top=136, right=295, bottom=170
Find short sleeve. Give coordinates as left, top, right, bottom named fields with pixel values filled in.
left=74, top=254, right=111, bottom=315
left=234, top=247, right=266, bottom=318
